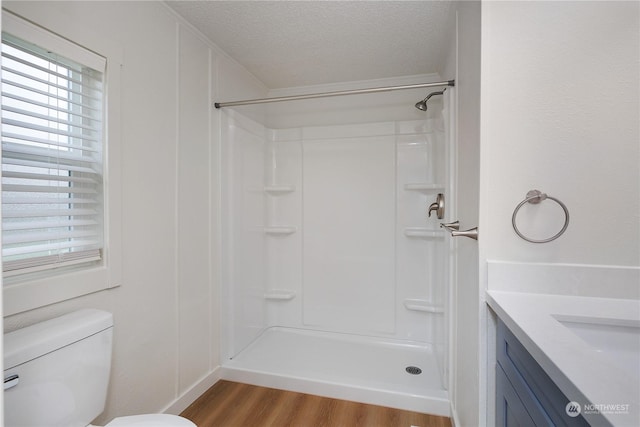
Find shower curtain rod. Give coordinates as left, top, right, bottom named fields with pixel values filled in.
left=213, top=79, right=455, bottom=109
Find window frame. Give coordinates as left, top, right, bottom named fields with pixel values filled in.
left=2, top=33, right=105, bottom=279
left=2, top=10, right=122, bottom=315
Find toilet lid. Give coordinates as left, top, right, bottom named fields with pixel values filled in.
left=105, top=414, right=197, bottom=427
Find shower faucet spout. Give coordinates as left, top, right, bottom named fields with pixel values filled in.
left=451, top=227, right=479, bottom=240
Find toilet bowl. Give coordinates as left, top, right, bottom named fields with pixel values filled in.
left=4, top=309, right=196, bottom=427
left=102, top=414, right=196, bottom=426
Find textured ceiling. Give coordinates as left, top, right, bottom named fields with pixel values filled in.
left=166, top=1, right=455, bottom=89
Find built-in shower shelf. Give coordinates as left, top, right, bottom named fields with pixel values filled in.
left=264, top=185, right=296, bottom=194
left=264, top=226, right=297, bottom=235
left=403, top=227, right=444, bottom=238
left=403, top=299, right=444, bottom=313
left=404, top=183, right=444, bottom=191
left=264, top=290, right=296, bottom=301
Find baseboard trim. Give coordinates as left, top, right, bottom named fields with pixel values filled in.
left=450, top=401, right=461, bottom=427
left=162, top=367, right=222, bottom=415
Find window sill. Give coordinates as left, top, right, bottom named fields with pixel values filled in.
left=3, top=266, right=120, bottom=316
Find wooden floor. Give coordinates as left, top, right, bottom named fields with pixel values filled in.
left=181, top=380, right=451, bottom=427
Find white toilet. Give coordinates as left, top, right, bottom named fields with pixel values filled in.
left=4, top=309, right=196, bottom=427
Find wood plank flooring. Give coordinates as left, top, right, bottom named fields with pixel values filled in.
left=181, top=380, right=451, bottom=427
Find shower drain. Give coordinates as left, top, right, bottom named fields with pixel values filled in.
left=405, top=366, right=422, bottom=375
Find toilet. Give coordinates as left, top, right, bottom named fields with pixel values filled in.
left=4, top=309, right=196, bottom=427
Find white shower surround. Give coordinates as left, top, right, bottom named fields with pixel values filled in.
left=220, top=90, right=453, bottom=414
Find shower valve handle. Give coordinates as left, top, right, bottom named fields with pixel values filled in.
left=440, top=221, right=459, bottom=231
left=427, top=193, right=445, bottom=220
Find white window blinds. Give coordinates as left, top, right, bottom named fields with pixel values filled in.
left=1, top=32, right=106, bottom=278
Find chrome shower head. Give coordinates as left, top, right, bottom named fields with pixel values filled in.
left=415, top=90, right=445, bottom=111
left=415, top=99, right=428, bottom=111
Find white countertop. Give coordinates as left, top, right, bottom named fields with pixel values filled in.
left=487, top=290, right=640, bottom=427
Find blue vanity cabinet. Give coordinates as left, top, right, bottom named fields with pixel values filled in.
left=496, top=319, right=590, bottom=427
left=496, top=362, right=536, bottom=427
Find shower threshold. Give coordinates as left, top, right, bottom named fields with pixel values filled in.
left=220, top=327, right=450, bottom=416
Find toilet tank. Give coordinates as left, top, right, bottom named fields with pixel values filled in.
left=4, top=309, right=114, bottom=427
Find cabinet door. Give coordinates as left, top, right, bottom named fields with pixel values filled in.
left=497, top=364, right=537, bottom=427
left=497, top=319, right=590, bottom=427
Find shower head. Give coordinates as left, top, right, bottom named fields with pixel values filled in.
left=414, top=100, right=428, bottom=111
left=415, top=90, right=445, bottom=111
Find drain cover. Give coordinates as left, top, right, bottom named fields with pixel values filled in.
left=405, top=366, right=422, bottom=375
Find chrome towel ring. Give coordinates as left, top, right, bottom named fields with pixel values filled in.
left=512, top=190, right=569, bottom=243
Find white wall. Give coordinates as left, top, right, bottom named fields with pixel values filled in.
left=481, top=1, right=639, bottom=267
left=479, top=1, right=639, bottom=426
left=2, top=1, right=266, bottom=423
left=440, top=1, right=482, bottom=426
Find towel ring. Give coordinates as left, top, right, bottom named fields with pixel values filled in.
left=512, top=190, right=569, bottom=243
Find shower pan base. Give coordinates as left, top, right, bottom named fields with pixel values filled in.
left=220, top=327, right=449, bottom=416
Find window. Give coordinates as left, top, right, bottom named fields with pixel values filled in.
left=1, top=23, right=105, bottom=281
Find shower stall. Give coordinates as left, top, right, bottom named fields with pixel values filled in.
left=218, top=79, right=455, bottom=416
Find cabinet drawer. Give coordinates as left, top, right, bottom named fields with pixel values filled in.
left=497, top=319, right=589, bottom=426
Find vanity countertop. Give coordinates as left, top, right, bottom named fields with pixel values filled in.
left=487, top=290, right=640, bottom=427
